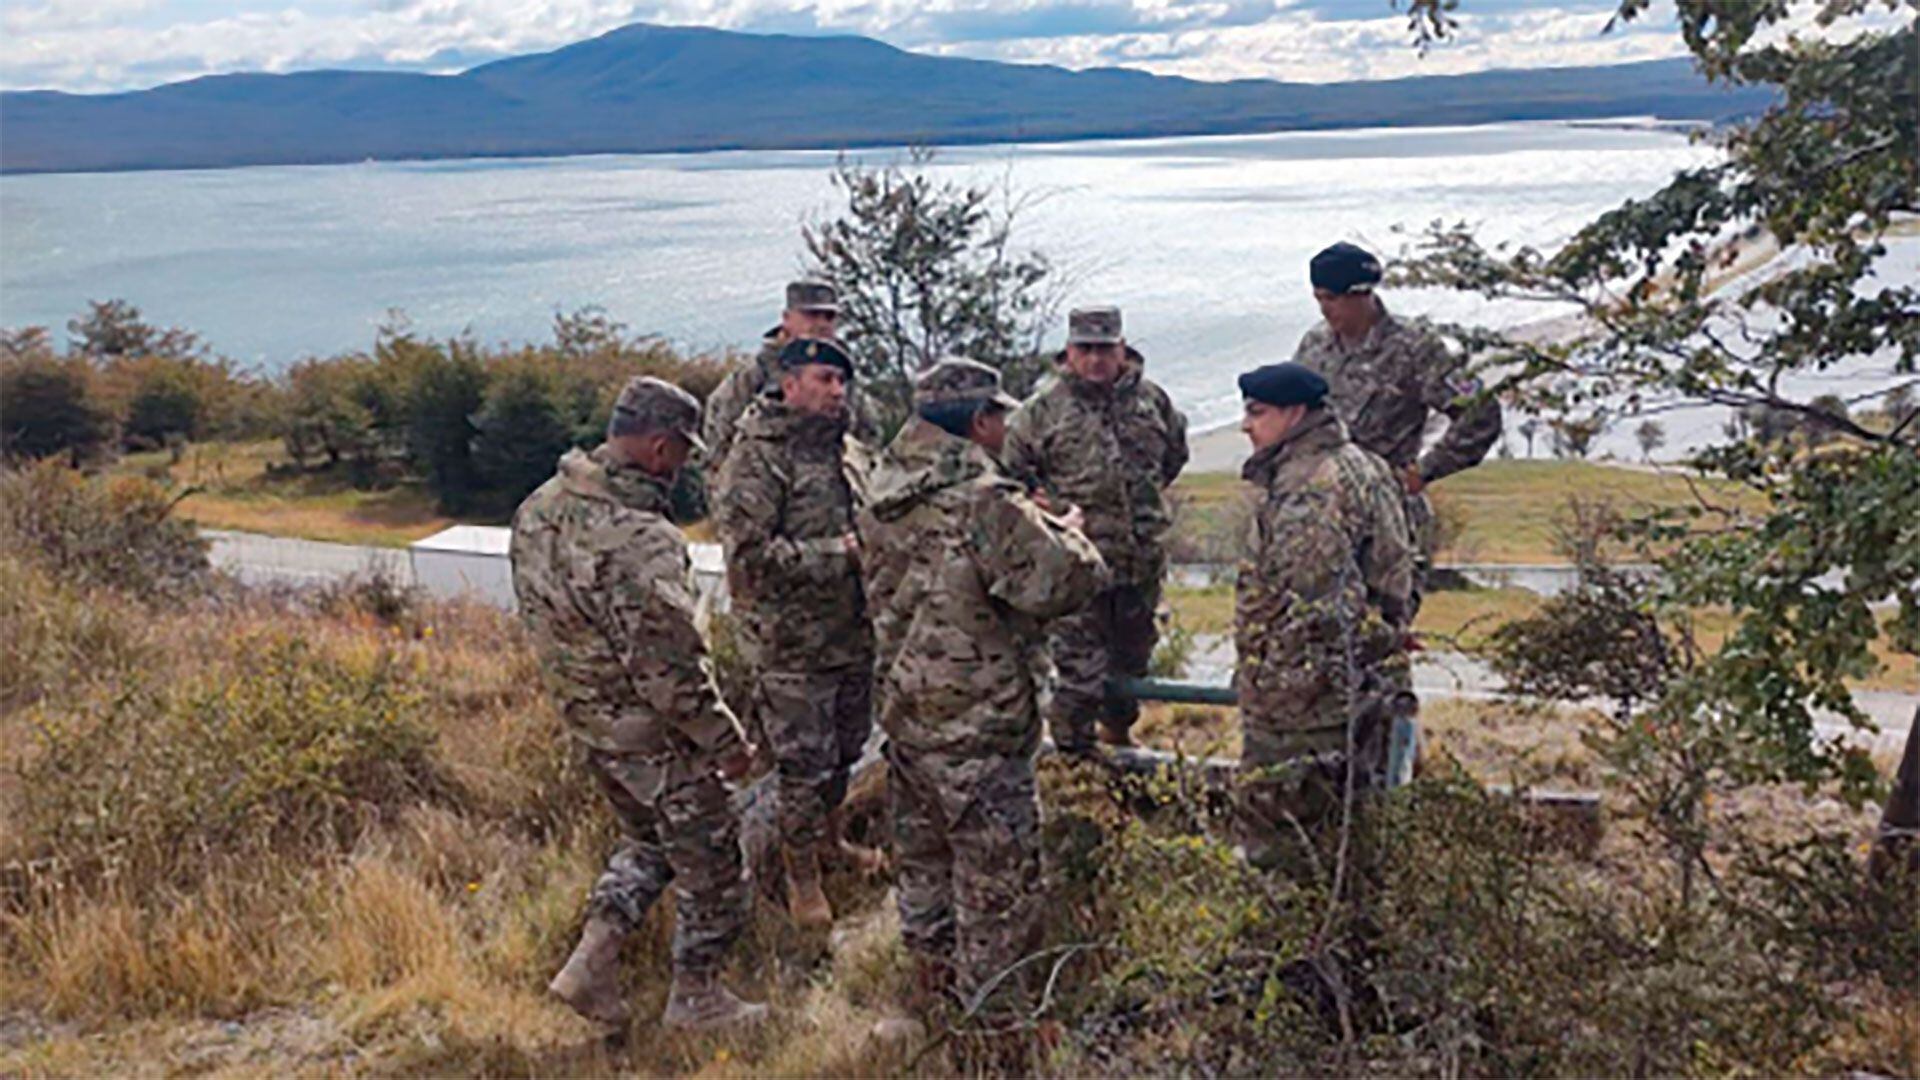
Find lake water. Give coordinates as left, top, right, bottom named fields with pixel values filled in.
left=2, top=122, right=1717, bottom=435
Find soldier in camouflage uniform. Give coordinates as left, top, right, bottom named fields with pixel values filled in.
left=1233, top=362, right=1414, bottom=875
left=861, top=358, right=1108, bottom=1016
left=714, top=337, right=878, bottom=929
left=510, top=377, right=765, bottom=1032
left=702, top=279, right=877, bottom=476
left=1003, top=306, right=1188, bottom=753
left=1292, top=242, right=1501, bottom=606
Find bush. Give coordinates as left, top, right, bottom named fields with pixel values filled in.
left=0, top=462, right=207, bottom=600
left=8, top=634, right=445, bottom=891
left=0, top=354, right=114, bottom=463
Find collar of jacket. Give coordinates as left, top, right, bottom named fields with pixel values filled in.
left=745, top=391, right=851, bottom=448
left=869, top=416, right=996, bottom=522
left=1331, top=297, right=1401, bottom=354
left=1242, top=410, right=1349, bottom=487
left=558, top=445, right=674, bottom=514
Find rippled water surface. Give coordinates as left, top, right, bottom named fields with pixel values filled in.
left=2, top=122, right=1714, bottom=431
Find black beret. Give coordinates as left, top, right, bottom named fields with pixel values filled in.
left=777, top=337, right=854, bottom=377
left=1239, top=362, right=1329, bottom=408
left=1309, top=241, right=1383, bottom=295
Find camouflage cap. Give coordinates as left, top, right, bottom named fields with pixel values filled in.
left=777, top=336, right=855, bottom=377
left=785, top=279, right=841, bottom=312
left=1066, top=306, right=1123, bottom=345
left=609, top=375, right=707, bottom=451
left=914, top=357, right=1021, bottom=411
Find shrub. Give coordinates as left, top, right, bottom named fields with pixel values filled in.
left=0, top=462, right=207, bottom=600
left=0, top=354, right=114, bottom=463
left=7, top=634, right=445, bottom=891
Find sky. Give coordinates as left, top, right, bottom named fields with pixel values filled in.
left=0, top=0, right=1852, bottom=94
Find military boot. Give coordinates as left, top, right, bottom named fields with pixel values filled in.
left=1097, top=723, right=1135, bottom=749
left=829, top=809, right=888, bottom=877
left=548, top=914, right=631, bottom=1028
left=661, top=969, right=769, bottom=1031
left=784, top=847, right=834, bottom=929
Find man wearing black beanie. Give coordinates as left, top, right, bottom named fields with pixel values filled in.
left=1231, top=360, right=1414, bottom=877
left=1294, top=242, right=1502, bottom=608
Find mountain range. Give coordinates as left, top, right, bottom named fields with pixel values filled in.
left=0, top=23, right=1772, bottom=175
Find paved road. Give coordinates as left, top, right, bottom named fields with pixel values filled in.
left=1188, top=635, right=1915, bottom=755
left=202, top=527, right=1913, bottom=753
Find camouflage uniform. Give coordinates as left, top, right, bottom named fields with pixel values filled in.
left=862, top=360, right=1107, bottom=1008
left=1003, top=311, right=1187, bottom=749
left=714, top=392, right=876, bottom=859
left=1292, top=299, right=1501, bottom=579
left=1235, top=408, right=1413, bottom=873
left=511, top=440, right=749, bottom=976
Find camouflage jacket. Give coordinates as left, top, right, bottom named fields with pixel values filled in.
left=1292, top=301, right=1502, bottom=484
left=509, top=446, right=747, bottom=761
left=1001, top=362, right=1188, bottom=585
left=1235, top=411, right=1413, bottom=733
left=702, top=336, right=879, bottom=478
left=714, top=393, right=876, bottom=672
left=862, top=418, right=1108, bottom=757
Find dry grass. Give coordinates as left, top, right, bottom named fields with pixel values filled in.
left=2, top=478, right=1910, bottom=1077
left=116, top=440, right=455, bottom=547
left=1172, top=460, right=1766, bottom=566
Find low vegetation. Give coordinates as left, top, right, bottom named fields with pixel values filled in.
left=3, top=302, right=728, bottom=524
left=2, top=465, right=1911, bottom=1077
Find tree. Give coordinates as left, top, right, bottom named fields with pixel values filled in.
left=1634, top=419, right=1667, bottom=461
left=67, top=299, right=201, bottom=361
left=1549, top=415, right=1605, bottom=459
left=1397, top=0, right=1916, bottom=859
left=124, top=362, right=207, bottom=449
left=405, top=340, right=487, bottom=513
left=0, top=353, right=114, bottom=464
left=803, top=151, right=1062, bottom=433
left=1517, top=415, right=1540, bottom=458
left=471, top=363, right=575, bottom=509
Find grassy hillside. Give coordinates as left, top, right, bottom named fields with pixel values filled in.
left=3, top=464, right=1912, bottom=1076
left=1171, top=459, right=1768, bottom=565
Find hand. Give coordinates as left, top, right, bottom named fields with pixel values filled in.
left=1402, top=464, right=1425, bottom=496
left=840, top=532, right=861, bottom=556
left=715, top=744, right=755, bottom=782
left=1061, top=505, right=1087, bottom=534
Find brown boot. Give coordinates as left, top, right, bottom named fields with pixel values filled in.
left=548, top=914, right=631, bottom=1028
left=661, top=968, right=769, bottom=1031
left=784, top=847, right=833, bottom=929
left=1097, top=724, right=1135, bottom=749
left=830, top=809, right=888, bottom=877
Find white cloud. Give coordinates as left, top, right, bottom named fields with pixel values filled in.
left=0, top=0, right=1906, bottom=94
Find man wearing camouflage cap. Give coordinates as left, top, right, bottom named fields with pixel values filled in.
left=860, top=357, right=1108, bottom=1019
left=702, top=279, right=877, bottom=478
left=1292, top=242, right=1502, bottom=606
left=510, top=376, right=766, bottom=1032
left=1003, top=306, right=1189, bottom=753
left=714, top=337, right=879, bottom=929
left=1233, top=361, right=1414, bottom=875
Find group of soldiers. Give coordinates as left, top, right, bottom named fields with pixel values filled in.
left=509, top=241, right=1503, bottom=1033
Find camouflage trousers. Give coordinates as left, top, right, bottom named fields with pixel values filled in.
left=585, top=748, right=747, bottom=976
left=758, top=665, right=873, bottom=854
left=1405, top=490, right=1436, bottom=616
left=1234, top=678, right=1407, bottom=880
left=887, top=743, right=1042, bottom=1016
left=1045, top=578, right=1161, bottom=750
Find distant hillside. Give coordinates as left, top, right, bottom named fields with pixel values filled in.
left=0, top=23, right=1771, bottom=174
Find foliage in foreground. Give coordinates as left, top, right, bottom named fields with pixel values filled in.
left=0, top=467, right=1910, bottom=1077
